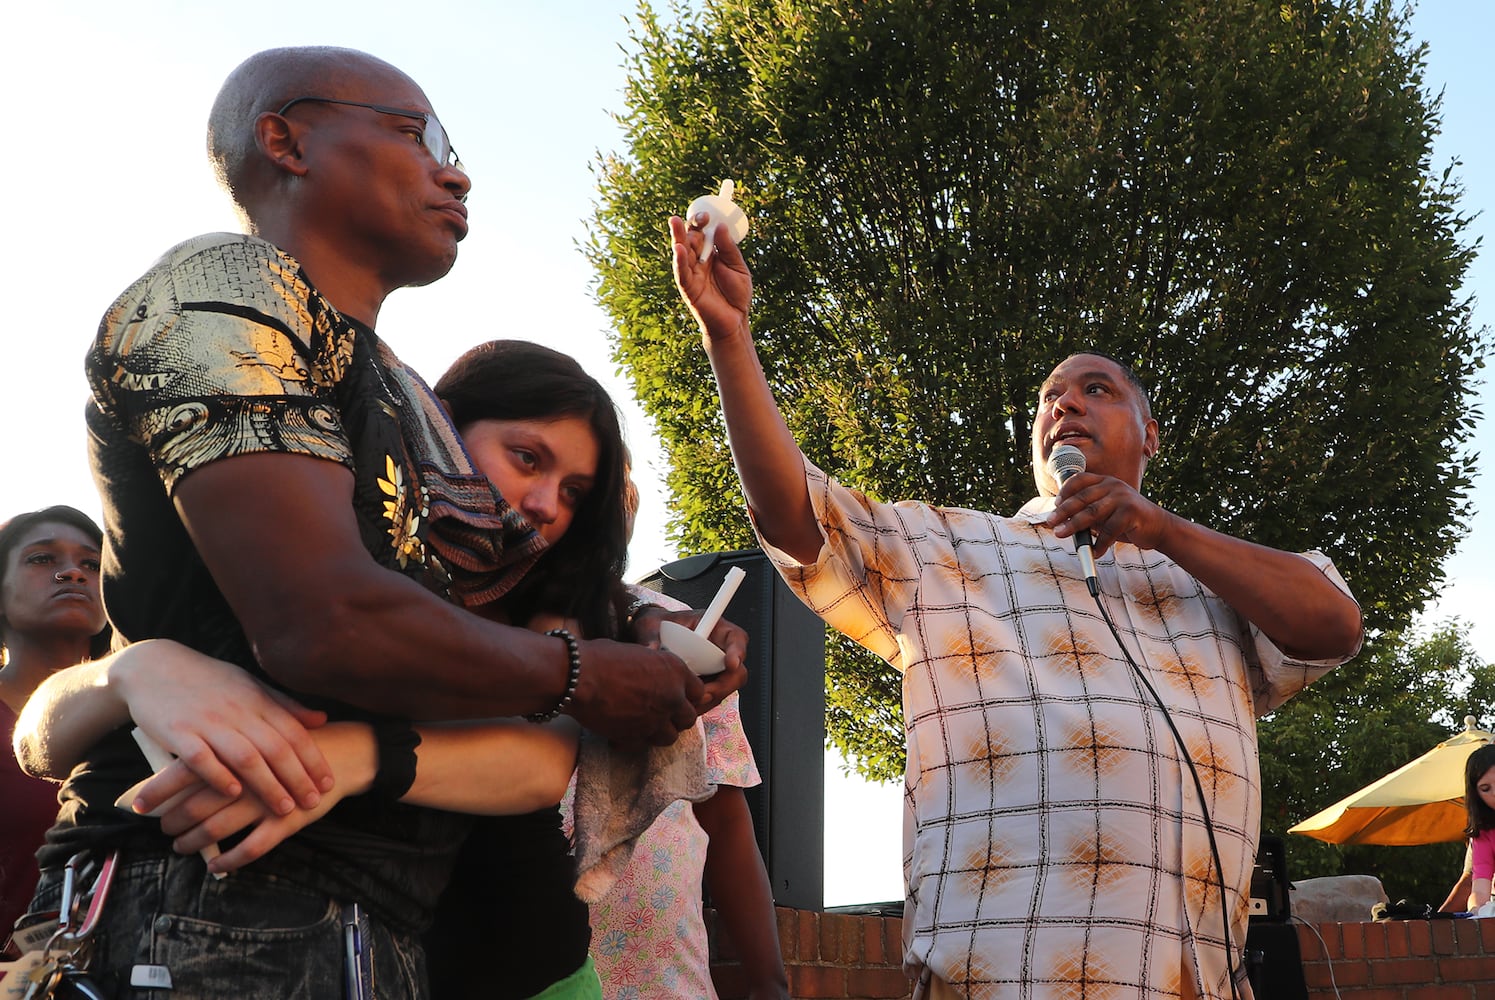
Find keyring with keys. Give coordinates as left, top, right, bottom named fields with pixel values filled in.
left=19, top=850, right=119, bottom=1000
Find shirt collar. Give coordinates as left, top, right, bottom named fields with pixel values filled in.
left=1017, top=495, right=1058, bottom=520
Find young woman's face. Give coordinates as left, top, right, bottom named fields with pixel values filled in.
left=0, top=520, right=105, bottom=642
left=462, top=416, right=601, bottom=546
left=1478, top=765, right=1495, bottom=816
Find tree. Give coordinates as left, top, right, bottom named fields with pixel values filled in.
left=589, top=0, right=1484, bottom=779
left=1259, top=622, right=1495, bottom=904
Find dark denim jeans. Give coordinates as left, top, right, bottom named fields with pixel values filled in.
left=29, top=850, right=427, bottom=999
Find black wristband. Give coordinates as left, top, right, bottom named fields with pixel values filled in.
left=525, top=628, right=582, bottom=723
left=370, top=719, right=422, bottom=800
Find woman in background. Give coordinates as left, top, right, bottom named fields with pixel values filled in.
left=0, top=505, right=109, bottom=942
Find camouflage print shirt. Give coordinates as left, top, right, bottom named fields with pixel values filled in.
left=49, top=233, right=544, bottom=935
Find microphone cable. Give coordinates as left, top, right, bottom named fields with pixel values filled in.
left=1086, top=581, right=1244, bottom=1000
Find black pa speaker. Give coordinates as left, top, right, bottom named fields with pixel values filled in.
left=1243, top=836, right=1307, bottom=997
left=1244, top=921, right=1309, bottom=1000
left=1249, top=834, right=1291, bottom=923
left=639, top=548, right=826, bottom=910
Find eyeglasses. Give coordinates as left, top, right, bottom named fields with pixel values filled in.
left=276, top=96, right=463, bottom=171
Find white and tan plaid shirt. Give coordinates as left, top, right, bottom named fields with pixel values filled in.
left=756, top=459, right=1357, bottom=999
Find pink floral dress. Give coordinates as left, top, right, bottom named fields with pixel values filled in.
left=562, top=691, right=759, bottom=999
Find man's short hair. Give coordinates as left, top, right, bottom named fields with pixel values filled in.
left=1058, top=348, right=1153, bottom=418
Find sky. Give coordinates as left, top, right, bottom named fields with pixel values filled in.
left=2, top=2, right=1490, bottom=908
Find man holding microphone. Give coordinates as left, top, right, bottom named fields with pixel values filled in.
left=670, top=211, right=1361, bottom=999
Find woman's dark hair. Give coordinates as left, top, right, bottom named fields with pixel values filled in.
left=435, top=340, right=630, bottom=638
left=0, top=505, right=112, bottom=660
left=1464, top=743, right=1495, bottom=837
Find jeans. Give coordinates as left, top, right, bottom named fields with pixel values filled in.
left=29, top=850, right=427, bottom=999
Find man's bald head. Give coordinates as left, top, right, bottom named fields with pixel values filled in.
left=206, top=46, right=417, bottom=219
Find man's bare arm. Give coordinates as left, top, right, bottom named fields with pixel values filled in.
left=670, top=215, right=823, bottom=565
left=1049, top=473, right=1362, bottom=660
left=174, top=452, right=704, bottom=743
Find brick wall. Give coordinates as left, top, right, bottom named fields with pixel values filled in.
left=1295, top=917, right=1495, bottom=999
left=710, top=907, right=912, bottom=1000
left=708, top=909, right=1495, bottom=999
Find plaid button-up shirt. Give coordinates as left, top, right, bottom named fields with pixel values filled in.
left=757, top=458, right=1356, bottom=999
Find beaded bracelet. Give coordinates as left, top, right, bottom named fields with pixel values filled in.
left=621, top=596, right=661, bottom=635
left=526, top=628, right=582, bottom=723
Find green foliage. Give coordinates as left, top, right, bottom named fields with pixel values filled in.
left=1260, top=622, right=1495, bottom=905
left=590, top=0, right=1484, bottom=780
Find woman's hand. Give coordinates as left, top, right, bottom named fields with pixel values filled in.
left=112, top=639, right=335, bottom=815
left=133, top=722, right=375, bottom=875
left=630, top=605, right=749, bottom=712
left=132, top=715, right=580, bottom=875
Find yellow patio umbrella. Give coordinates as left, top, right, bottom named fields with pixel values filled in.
left=1288, top=716, right=1493, bottom=846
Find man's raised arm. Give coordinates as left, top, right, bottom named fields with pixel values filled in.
left=670, top=215, right=823, bottom=566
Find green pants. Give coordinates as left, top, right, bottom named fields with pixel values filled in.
left=524, top=957, right=602, bottom=1000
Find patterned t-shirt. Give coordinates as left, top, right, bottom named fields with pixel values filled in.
left=52, top=232, right=544, bottom=933
left=756, top=458, right=1358, bottom=1000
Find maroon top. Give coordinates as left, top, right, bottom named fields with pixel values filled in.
left=1, top=701, right=59, bottom=941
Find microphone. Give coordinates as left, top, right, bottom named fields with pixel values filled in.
left=1046, top=444, right=1099, bottom=596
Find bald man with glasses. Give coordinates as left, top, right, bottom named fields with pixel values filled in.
left=15, top=46, right=741, bottom=1000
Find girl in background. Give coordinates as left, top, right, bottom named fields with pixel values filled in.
left=1462, top=743, right=1495, bottom=911
left=554, top=465, right=786, bottom=1000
